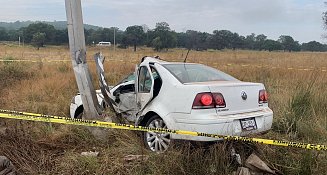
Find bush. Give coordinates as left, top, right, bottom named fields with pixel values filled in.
left=0, top=56, right=32, bottom=89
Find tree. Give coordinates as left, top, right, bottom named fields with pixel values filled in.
left=141, top=24, right=150, bottom=45
left=84, top=27, right=123, bottom=46
left=302, top=41, right=327, bottom=52
left=152, top=22, right=176, bottom=51
left=124, top=25, right=145, bottom=51
left=1, top=21, right=318, bottom=52
left=254, top=34, right=267, bottom=50
left=31, top=32, right=46, bottom=50
left=185, top=30, right=198, bottom=49
left=244, top=33, right=256, bottom=50
left=230, top=33, right=245, bottom=50
left=210, top=30, right=234, bottom=50
left=184, top=30, right=209, bottom=50
left=53, top=29, right=68, bottom=45
left=152, top=37, right=163, bottom=51
left=262, top=39, right=282, bottom=51
left=6, top=29, right=22, bottom=42
left=292, top=41, right=301, bottom=51
left=0, top=27, right=8, bottom=41
left=176, top=32, right=187, bottom=48
left=22, top=23, right=56, bottom=44
left=278, top=35, right=299, bottom=52
left=196, top=32, right=210, bottom=51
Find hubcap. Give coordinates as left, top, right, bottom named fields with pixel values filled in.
left=146, top=119, right=171, bottom=152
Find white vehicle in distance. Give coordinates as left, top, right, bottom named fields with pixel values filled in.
left=70, top=56, right=273, bottom=152
left=96, top=41, right=111, bottom=46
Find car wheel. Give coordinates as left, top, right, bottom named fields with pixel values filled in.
left=144, top=115, right=171, bottom=152
left=74, top=106, right=84, bottom=119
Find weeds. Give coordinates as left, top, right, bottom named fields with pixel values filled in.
left=0, top=56, right=33, bottom=89
left=57, top=63, right=71, bottom=73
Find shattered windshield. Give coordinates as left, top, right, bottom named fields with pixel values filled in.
left=118, top=73, right=135, bottom=84
left=163, top=64, right=238, bottom=83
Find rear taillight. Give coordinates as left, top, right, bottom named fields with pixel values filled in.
left=200, top=94, right=213, bottom=106
left=192, top=93, right=214, bottom=109
left=213, top=93, right=226, bottom=108
left=259, top=90, right=268, bottom=104
left=192, top=92, right=226, bottom=109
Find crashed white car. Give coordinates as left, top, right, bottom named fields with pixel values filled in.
left=70, top=56, right=273, bottom=152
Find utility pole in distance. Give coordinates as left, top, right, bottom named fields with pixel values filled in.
left=113, top=27, right=116, bottom=51
left=65, top=0, right=101, bottom=119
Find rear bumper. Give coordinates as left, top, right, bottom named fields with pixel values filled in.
left=167, top=108, right=273, bottom=141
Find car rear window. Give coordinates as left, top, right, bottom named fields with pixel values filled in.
left=163, top=64, right=238, bottom=83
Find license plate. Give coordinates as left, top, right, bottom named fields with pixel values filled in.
left=240, top=117, right=257, bottom=131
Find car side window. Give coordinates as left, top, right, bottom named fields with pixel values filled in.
left=150, top=66, right=162, bottom=98
left=138, top=66, right=152, bottom=93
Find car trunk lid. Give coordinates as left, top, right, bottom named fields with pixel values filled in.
left=208, top=81, right=264, bottom=114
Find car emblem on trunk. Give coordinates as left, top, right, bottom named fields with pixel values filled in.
left=241, top=91, right=247, bottom=100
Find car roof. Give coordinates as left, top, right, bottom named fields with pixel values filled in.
left=141, top=56, right=197, bottom=65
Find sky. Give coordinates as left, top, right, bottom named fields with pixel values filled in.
left=0, top=0, right=326, bottom=43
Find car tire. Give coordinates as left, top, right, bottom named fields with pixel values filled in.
left=143, top=115, right=171, bottom=152
left=74, top=106, right=84, bottom=119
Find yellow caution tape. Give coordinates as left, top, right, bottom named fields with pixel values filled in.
left=0, top=109, right=326, bottom=151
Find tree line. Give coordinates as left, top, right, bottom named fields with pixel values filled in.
left=0, top=21, right=326, bottom=52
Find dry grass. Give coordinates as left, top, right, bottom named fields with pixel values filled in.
left=0, top=44, right=327, bottom=174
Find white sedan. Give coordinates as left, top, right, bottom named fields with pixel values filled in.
left=70, top=56, right=273, bottom=152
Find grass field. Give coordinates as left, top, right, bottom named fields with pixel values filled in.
left=0, top=44, right=327, bottom=174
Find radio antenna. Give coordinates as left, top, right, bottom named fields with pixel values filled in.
left=183, top=49, right=191, bottom=63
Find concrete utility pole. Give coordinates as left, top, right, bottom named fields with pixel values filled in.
left=65, top=0, right=101, bottom=119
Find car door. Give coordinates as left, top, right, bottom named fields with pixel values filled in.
left=94, top=53, right=111, bottom=108
left=135, top=65, right=154, bottom=111
left=94, top=53, right=119, bottom=114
